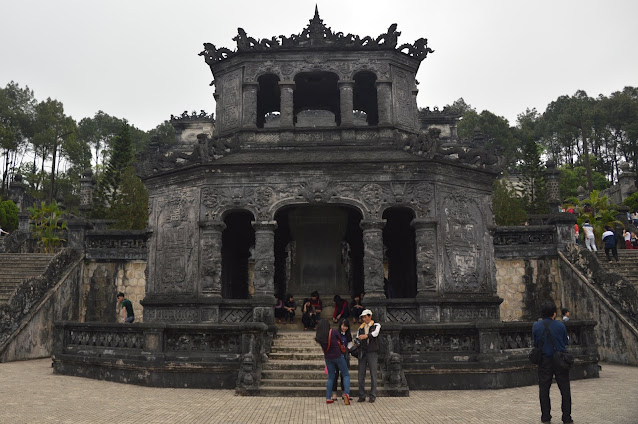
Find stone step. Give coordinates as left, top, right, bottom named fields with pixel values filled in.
left=268, top=352, right=326, bottom=361
left=260, top=378, right=361, bottom=388
left=263, top=360, right=359, bottom=371
left=261, top=369, right=362, bottom=380
left=270, top=346, right=325, bottom=353
left=256, top=386, right=396, bottom=397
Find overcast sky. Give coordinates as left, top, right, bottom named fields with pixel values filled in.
left=1, top=0, right=637, bottom=131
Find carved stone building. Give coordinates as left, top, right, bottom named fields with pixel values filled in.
left=51, top=9, right=599, bottom=392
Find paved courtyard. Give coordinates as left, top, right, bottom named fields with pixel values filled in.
left=0, top=359, right=636, bottom=424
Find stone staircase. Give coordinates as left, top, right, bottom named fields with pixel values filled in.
left=0, top=254, right=54, bottom=304
left=596, top=250, right=638, bottom=290
left=260, top=330, right=379, bottom=397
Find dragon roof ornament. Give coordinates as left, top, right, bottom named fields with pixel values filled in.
left=199, top=6, right=433, bottom=69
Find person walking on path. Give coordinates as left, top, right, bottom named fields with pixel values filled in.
left=602, top=225, right=619, bottom=263
left=117, top=292, right=135, bottom=323
left=315, top=319, right=351, bottom=405
left=582, top=221, right=596, bottom=251
left=532, top=301, right=572, bottom=424
left=356, top=309, right=380, bottom=403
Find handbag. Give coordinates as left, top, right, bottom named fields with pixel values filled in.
left=323, top=329, right=346, bottom=354
left=529, top=323, right=548, bottom=365
left=543, top=321, right=574, bottom=371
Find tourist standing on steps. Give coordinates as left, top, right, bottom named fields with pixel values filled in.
left=117, top=292, right=135, bottom=323
left=315, top=319, right=351, bottom=405
left=602, top=225, right=619, bottom=263
left=357, top=309, right=380, bottom=403
left=623, top=229, right=633, bottom=249
left=582, top=221, right=596, bottom=252
left=532, top=301, right=572, bottom=424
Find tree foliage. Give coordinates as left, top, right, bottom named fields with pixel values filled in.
left=492, top=178, right=528, bottom=226
left=28, top=200, right=67, bottom=253
left=0, top=199, right=19, bottom=231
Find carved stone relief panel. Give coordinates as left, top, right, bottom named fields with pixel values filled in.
left=392, top=66, right=415, bottom=129
left=219, top=68, right=242, bottom=131
left=440, top=191, right=487, bottom=293
left=199, top=221, right=225, bottom=296
left=154, top=190, right=197, bottom=295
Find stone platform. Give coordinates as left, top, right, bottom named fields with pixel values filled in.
left=1, top=358, right=636, bottom=423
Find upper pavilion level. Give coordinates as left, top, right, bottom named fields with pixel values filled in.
left=199, top=8, right=433, bottom=136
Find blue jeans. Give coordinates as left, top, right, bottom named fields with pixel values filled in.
left=325, top=355, right=350, bottom=400
left=125, top=316, right=135, bottom=323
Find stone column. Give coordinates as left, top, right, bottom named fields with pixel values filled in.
left=66, top=218, right=91, bottom=250
left=242, top=83, right=258, bottom=129
left=618, top=162, right=637, bottom=202
left=339, top=81, right=354, bottom=126
left=79, top=169, right=96, bottom=215
left=199, top=220, right=225, bottom=297
left=360, top=219, right=386, bottom=299
left=411, top=219, right=438, bottom=296
left=252, top=221, right=277, bottom=325
left=252, top=221, right=277, bottom=298
left=376, top=80, right=392, bottom=126
left=279, top=81, right=295, bottom=128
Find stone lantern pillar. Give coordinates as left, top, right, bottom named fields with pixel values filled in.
left=8, top=174, right=30, bottom=231
left=339, top=81, right=354, bottom=126
left=279, top=81, right=296, bottom=128
left=545, top=160, right=561, bottom=213
left=618, top=163, right=637, bottom=202
left=79, top=169, right=96, bottom=214
left=242, top=83, right=258, bottom=129
left=375, top=80, right=393, bottom=126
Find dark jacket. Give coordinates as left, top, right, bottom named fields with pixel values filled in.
left=320, top=329, right=344, bottom=360
left=357, top=321, right=380, bottom=355
left=532, top=318, right=569, bottom=358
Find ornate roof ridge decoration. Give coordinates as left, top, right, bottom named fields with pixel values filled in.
left=419, top=106, right=461, bottom=118
left=199, top=6, right=434, bottom=69
left=392, top=129, right=506, bottom=172
left=170, top=110, right=215, bottom=123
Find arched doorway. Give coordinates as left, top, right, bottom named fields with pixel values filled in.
left=273, top=204, right=363, bottom=300
left=382, top=207, right=417, bottom=298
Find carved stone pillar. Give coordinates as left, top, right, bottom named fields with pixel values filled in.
left=545, top=160, right=561, bottom=213
left=376, top=80, right=392, bottom=126
left=411, top=218, right=438, bottom=296
left=339, top=81, right=354, bottom=126
left=242, top=83, right=258, bottom=128
left=199, top=220, right=226, bottom=298
left=360, top=219, right=386, bottom=299
left=79, top=169, right=96, bottom=214
left=251, top=221, right=277, bottom=297
left=279, top=81, right=295, bottom=128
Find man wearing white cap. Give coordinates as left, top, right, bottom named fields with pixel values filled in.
left=356, top=309, right=380, bottom=403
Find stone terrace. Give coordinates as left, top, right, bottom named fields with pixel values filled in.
left=1, top=359, right=636, bottom=423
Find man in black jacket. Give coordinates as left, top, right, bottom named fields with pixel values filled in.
left=356, top=309, right=380, bottom=403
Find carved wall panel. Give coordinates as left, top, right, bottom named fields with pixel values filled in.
left=154, top=190, right=197, bottom=295
left=165, top=332, right=240, bottom=353
left=392, top=67, right=415, bottom=129
left=440, top=192, right=488, bottom=293
left=219, top=68, right=242, bottom=132
left=144, top=307, right=200, bottom=322
left=199, top=221, right=225, bottom=296
left=400, top=333, right=478, bottom=353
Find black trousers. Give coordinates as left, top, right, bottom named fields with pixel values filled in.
left=605, top=246, right=618, bottom=262
left=538, top=356, right=572, bottom=422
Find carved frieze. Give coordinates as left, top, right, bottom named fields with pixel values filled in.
left=199, top=221, right=225, bottom=296
left=400, top=333, right=478, bottom=353
left=144, top=307, right=200, bottom=322
left=165, top=332, right=240, bottom=353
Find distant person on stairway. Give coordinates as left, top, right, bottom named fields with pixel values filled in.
left=331, top=319, right=353, bottom=401
left=350, top=294, right=364, bottom=324
left=310, top=291, right=323, bottom=313
left=623, top=229, right=633, bottom=249
left=582, top=221, right=596, bottom=252
left=0, top=226, right=8, bottom=236
left=302, top=298, right=318, bottom=330
left=561, top=308, right=570, bottom=322
left=315, top=319, right=351, bottom=405
left=283, top=294, right=296, bottom=323
left=332, top=295, right=350, bottom=323
left=602, top=226, right=619, bottom=263
left=117, top=292, right=135, bottom=323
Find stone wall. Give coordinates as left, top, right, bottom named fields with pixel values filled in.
left=80, top=261, right=146, bottom=323
left=496, top=258, right=561, bottom=322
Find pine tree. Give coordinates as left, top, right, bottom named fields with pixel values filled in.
left=93, top=124, right=133, bottom=217
left=520, top=139, right=548, bottom=214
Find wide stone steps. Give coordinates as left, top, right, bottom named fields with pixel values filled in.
left=596, top=251, right=638, bottom=290
left=259, top=330, right=382, bottom=397
left=0, top=253, right=54, bottom=304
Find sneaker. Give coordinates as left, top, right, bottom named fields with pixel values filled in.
left=343, top=394, right=350, bottom=405
left=357, top=397, right=366, bottom=402
left=326, top=399, right=334, bottom=404
left=369, top=397, right=376, bottom=403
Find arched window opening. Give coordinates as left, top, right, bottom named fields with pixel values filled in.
left=257, top=74, right=281, bottom=128
left=353, top=71, right=378, bottom=126
left=382, top=207, right=416, bottom=298
left=221, top=210, right=255, bottom=299
left=293, top=71, right=340, bottom=126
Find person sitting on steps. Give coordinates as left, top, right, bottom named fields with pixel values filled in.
left=283, top=293, right=296, bottom=324
left=302, top=298, right=318, bottom=330
left=332, top=295, right=350, bottom=323
left=310, top=291, right=323, bottom=313
left=350, top=293, right=364, bottom=324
